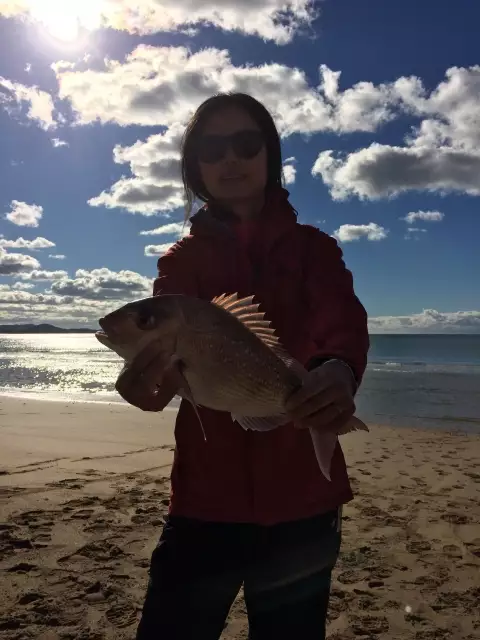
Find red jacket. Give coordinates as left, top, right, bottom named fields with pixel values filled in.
left=153, top=187, right=369, bottom=525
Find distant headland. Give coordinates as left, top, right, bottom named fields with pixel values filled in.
left=0, top=324, right=96, bottom=334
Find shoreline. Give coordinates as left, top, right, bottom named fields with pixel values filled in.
left=0, top=397, right=479, bottom=639
left=0, top=390, right=181, bottom=410
left=1, top=390, right=478, bottom=436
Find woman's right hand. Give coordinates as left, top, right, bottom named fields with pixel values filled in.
left=115, top=344, right=177, bottom=412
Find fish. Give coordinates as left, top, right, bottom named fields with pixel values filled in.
left=95, top=292, right=368, bottom=481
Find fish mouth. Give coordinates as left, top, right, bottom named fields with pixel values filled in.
left=96, top=318, right=118, bottom=343
left=97, top=317, right=116, bottom=339
left=95, top=329, right=115, bottom=345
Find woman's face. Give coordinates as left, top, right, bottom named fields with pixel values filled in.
left=195, top=106, right=268, bottom=204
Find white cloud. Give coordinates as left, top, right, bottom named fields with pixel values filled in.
left=73, top=48, right=403, bottom=215
left=0, top=248, right=41, bottom=275
left=94, top=134, right=182, bottom=207
left=4, top=200, right=43, bottom=227
left=89, top=123, right=184, bottom=214
left=0, top=265, right=154, bottom=325
left=49, top=254, right=66, bottom=260
left=53, top=46, right=397, bottom=136
left=0, top=76, right=55, bottom=130
left=283, top=157, right=296, bottom=185
left=49, top=267, right=152, bottom=300
left=51, top=138, right=69, bottom=148
left=369, top=309, right=480, bottom=334
left=404, top=227, right=427, bottom=240
left=0, top=288, right=71, bottom=306
left=312, top=66, right=480, bottom=200
left=333, top=223, right=388, bottom=243
left=89, top=180, right=183, bottom=215
left=12, top=281, right=34, bottom=290
left=18, top=269, right=68, bottom=282
left=25, top=63, right=32, bottom=73
left=145, top=243, right=175, bottom=257
left=140, top=222, right=189, bottom=237
left=2, top=0, right=318, bottom=45
left=312, top=144, right=480, bottom=200
left=0, top=236, right=55, bottom=250
left=402, top=210, right=444, bottom=224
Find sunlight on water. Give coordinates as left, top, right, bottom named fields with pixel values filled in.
left=0, top=333, right=123, bottom=400
left=0, top=333, right=479, bottom=430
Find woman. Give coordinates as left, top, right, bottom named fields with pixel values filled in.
left=117, top=93, right=369, bottom=640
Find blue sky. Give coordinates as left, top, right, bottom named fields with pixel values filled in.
left=0, top=0, right=479, bottom=332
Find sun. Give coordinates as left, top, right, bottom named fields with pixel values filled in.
left=30, top=0, right=103, bottom=43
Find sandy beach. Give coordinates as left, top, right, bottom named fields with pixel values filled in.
left=1, top=396, right=479, bottom=639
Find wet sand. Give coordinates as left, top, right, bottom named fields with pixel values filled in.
left=1, top=396, right=479, bottom=639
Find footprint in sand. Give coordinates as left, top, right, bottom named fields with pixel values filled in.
left=0, top=615, right=27, bottom=631
left=62, top=496, right=101, bottom=509
left=327, top=588, right=350, bottom=621
left=18, top=591, right=44, bottom=605
left=7, top=562, right=38, bottom=573
left=406, top=540, right=432, bottom=554
left=355, top=593, right=381, bottom=612
left=366, top=565, right=394, bottom=580
left=465, top=538, right=480, bottom=558
left=105, top=601, right=138, bottom=628
left=47, top=478, right=86, bottom=489
left=442, top=544, right=462, bottom=558
left=413, top=628, right=453, bottom=640
left=69, top=509, right=96, bottom=520
left=441, top=513, right=469, bottom=525
left=11, top=509, right=59, bottom=526
left=359, top=505, right=385, bottom=519
left=414, top=574, right=446, bottom=590
left=349, top=613, right=389, bottom=635
left=336, top=569, right=369, bottom=585
left=59, top=539, right=125, bottom=564
left=0, top=530, right=33, bottom=557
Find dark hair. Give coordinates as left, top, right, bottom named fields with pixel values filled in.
left=181, top=93, right=284, bottom=219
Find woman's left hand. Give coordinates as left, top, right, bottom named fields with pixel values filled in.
left=285, top=360, right=357, bottom=432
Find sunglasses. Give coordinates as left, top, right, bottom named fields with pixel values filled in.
left=195, top=130, right=265, bottom=164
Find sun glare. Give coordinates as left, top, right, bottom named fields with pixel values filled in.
left=30, top=0, right=103, bottom=43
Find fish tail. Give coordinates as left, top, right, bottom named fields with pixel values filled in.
left=308, top=416, right=369, bottom=480
left=309, top=428, right=337, bottom=482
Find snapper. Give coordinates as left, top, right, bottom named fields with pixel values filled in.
left=96, top=292, right=368, bottom=480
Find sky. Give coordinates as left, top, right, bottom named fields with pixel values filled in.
left=0, top=0, right=479, bottom=333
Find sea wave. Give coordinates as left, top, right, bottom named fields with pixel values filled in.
left=367, top=361, right=480, bottom=375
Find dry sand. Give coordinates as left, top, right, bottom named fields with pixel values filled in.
left=0, top=395, right=479, bottom=640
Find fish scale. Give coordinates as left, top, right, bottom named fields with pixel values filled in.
left=179, top=322, right=290, bottom=415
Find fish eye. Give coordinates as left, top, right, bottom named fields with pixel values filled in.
left=136, top=311, right=156, bottom=330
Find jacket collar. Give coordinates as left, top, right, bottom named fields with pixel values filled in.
left=189, top=186, right=297, bottom=253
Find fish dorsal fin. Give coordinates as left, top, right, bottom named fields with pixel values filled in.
left=211, top=293, right=280, bottom=348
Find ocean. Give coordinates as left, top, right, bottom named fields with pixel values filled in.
left=0, top=333, right=479, bottom=433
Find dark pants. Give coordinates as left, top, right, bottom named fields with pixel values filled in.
left=136, top=508, right=342, bottom=640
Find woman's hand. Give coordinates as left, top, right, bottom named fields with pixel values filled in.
left=115, top=343, right=177, bottom=412
left=285, top=360, right=357, bottom=432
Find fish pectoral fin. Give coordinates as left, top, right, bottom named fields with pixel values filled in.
left=337, top=415, right=369, bottom=435
left=309, top=428, right=338, bottom=482
left=232, top=413, right=289, bottom=432
left=165, top=360, right=207, bottom=443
